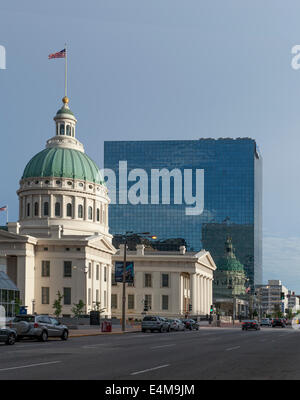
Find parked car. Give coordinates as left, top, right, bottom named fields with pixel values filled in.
left=242, top=320, right=260, bottom=330
left=0, top=327, right=17, bottom=345
left=141, top=316, right=170, bottom=333
left=11, top=315, right=69, bottom=341
left=272, top=318, right=286, bottom=328
left=260, top=318, right=271, bottom=326
left=182, top=319, right=200, bottom=330
left=168, top=319, right=185, bottom=331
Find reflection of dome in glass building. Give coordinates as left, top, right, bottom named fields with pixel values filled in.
left=217, top=237, right=245, bottom=272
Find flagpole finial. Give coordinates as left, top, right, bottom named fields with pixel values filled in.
left=62, top=96, right=69, bottom=104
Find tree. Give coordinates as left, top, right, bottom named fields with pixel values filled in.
left=52, top=291, right=64, bottom=318
left=14, top=298, right=22, bottom=315
left=273, top=304, right=283, bottom=318
left=92, top=301, right=105, bottom=314
left=286, top=308, right=294, bottom=320
left=71, top=300, right=85, bottom=318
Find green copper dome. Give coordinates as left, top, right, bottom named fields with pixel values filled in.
left=22, top=147, right=103, bottom=184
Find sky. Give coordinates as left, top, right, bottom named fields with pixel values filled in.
left=0, top=0, right=300, bottom=290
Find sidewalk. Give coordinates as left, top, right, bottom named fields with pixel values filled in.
left=69, top=324, right=141, bottom=338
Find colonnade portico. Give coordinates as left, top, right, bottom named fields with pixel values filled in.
left=190, top=272, right=213, bottom=315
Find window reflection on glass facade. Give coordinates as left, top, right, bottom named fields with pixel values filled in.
left=104, top=138, right=262, bottom=287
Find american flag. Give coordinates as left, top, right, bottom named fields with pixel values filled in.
left=0, top=206, right=7, bottom=212
left=48, top=49, right=66, bottom=59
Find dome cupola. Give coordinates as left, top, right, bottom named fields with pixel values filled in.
left=17, top=97, right=109, bottom=238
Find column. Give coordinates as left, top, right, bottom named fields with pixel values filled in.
left=197, top=275, right=201, bottom=315
left=190, top=273, right=197, bottom=315
left=107, top=264, right=112, bottom=317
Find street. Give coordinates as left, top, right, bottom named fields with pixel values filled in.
left=0, top=327, right=299, bottom=380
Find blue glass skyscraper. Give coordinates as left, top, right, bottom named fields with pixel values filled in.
left=104, top=139, right=262, bottom=287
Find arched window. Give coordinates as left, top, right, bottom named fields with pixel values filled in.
left=27, top=203, right=31, bottom=217
left=72, top=126, right=75, bottom=137
left=88, top=206, right=93, bottom=220
left=34, top=202, right=39, bottom=216
left=78, top=204, right=83, bottom=218
left=66, top=125, right=71, bottom=136
left=44, top=202, right=49, bottom=216
left=60, top=124, right=65, bottom=135
left=96, top=208, right=100, bottom=222
left=55, top=202, right=60, bottom=217
left=66, top=203, right=72, bottom=217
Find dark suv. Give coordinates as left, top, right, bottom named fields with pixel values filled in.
left=182, top=319, right=199, bottom=330
left=242, top=320, right=260, bottom=330
left=272, top=318, right=286, bottom=328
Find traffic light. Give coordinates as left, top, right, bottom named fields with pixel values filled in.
left=281, top=292, right=285, bottom=300
left=188, top=304, right=192, bottom=312
left=210, top=305, right=214, bottom=313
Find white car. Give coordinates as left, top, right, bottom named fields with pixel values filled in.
left=168, top=318, right=185, bottom=331
left=260, top=318, right=271, bottom=326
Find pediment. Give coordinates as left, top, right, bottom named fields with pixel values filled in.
left=86, top=235, right=116, bottom=254
left=0, top=229, right=37, bottom=244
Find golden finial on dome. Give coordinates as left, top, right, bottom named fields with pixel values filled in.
left=62, top=96, right=69, bottom=104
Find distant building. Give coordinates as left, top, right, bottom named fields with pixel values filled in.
left=256, top=280, right=289, bottom=316
left=111, top=245, right=216, bottom=319
left=287, top=291, right=300, bottom=313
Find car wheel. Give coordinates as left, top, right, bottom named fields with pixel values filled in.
left=61, top=330, right=68, bottom=341
left=160, top=326, right=165, bottom=333
left=39, top=331, right=48, bottom=342
left=5, top=333, right=16, bottom=345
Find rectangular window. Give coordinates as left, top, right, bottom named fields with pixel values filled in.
left=145, top=294, right=152, bottom=310
left=104, top=290, right=107, bottom=308
left=144, top=273, right=152, bottom=288
left=88, top=288, right=91, bottom=305
left=96, top=289, right=99, bottom=302
left=128, top=294, right=134, bottom=310
left=96, top=265, right=99, bottom=280
left=64, top=261, right=72, bottom=277
left=41, top=261, right=50, bottom=277
left=162, top=295, right=169, bottom=310
left=88, top=263, right=92, bottom=279
left=41, top=287, right=49, bottom=304
left=104, top=266, right=107, bottom=282
left=63, top=287, right=71, bottom=305
left=162, top=274, right=169, bottom=288
left=111, top=294, right=117, bottom=309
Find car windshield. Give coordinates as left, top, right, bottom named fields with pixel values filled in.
left=13, top=316, right=35, bottom=323
left=143, top=316, right=156, bottom=321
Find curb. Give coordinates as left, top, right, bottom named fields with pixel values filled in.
left=70, top=330, right=140, bottom=338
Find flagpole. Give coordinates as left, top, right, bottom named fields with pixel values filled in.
left=6, top=206, right=8, bottom=225
left=65, top=43, right=67, bottom=98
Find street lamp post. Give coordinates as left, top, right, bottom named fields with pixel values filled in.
left=121, top=231, right=156, bottom=332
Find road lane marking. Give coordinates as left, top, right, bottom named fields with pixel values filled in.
left=225, top=346, right=241, bottom=351
left=131, top=364, right=170, bottom=375
left=151, top=344, right=176, bottom=349
left=82, top=344, right=107, bottom=349
left=0, top=361, right=61, bottom=372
